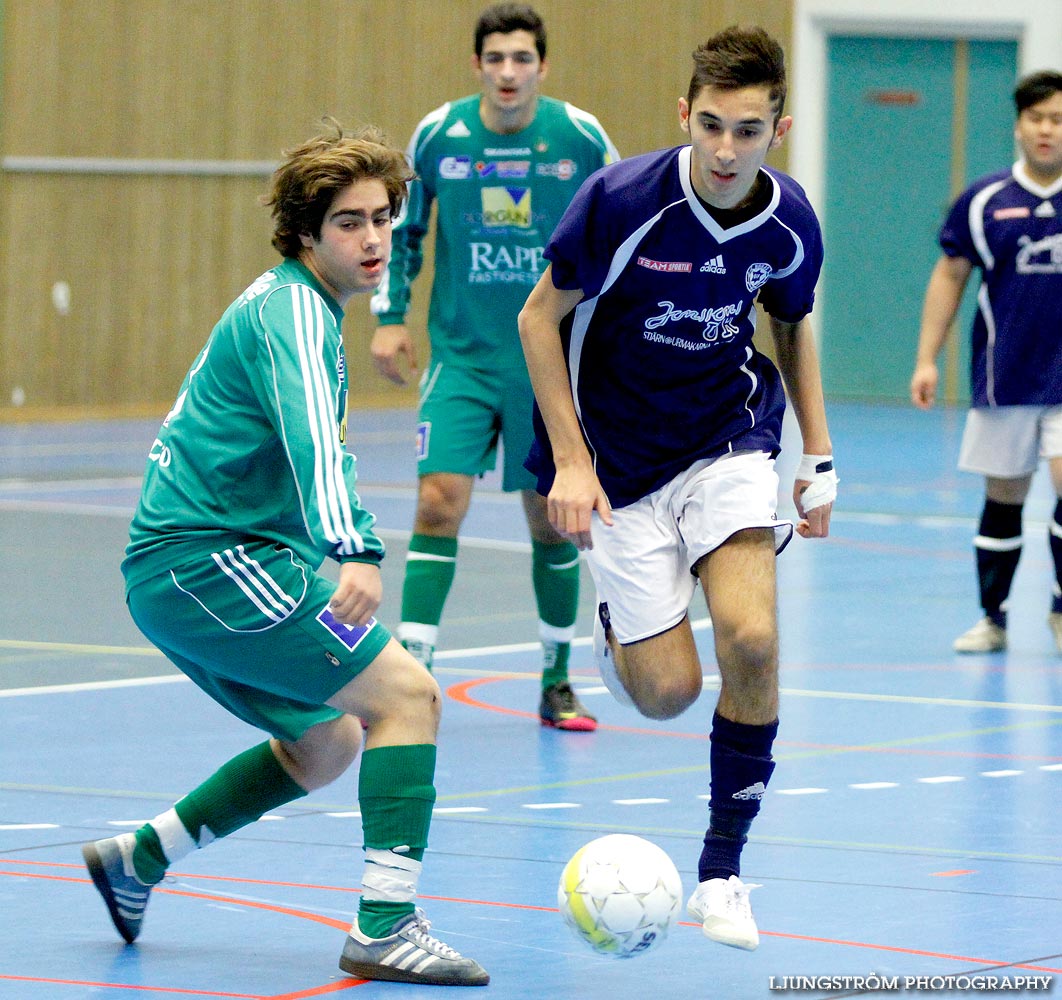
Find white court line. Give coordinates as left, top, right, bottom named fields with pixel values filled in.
left=5, top=618, right=1062, bottom=717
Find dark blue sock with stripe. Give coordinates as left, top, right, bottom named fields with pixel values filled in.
left=699, top=712, right=778, bottom=882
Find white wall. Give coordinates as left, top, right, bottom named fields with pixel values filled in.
left=791, top=0, right=1062, bottom=216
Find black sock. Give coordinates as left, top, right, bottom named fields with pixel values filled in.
left=975, top=499, right=1023, bottom=626
left=699, top=712, right=778, bottom=882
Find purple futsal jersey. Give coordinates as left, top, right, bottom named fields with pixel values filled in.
left=939, top=163, right=1062, bottom=408
left=527, top=145, right=823, bottom=508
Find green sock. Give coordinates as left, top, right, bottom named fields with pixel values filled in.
left=131, top=825, right=169, bottom=885
left=532, top=539, right=580, bottom=689
left=175, top=741, right=306, bottom=844
left=131, top=742, right=305, bottom=885
left=399, top=535, right=459, bottom=670
left=356, top=744, right=436, bottom=938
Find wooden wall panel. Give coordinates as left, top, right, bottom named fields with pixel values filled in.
left=0, top=0, right=793, bottom=420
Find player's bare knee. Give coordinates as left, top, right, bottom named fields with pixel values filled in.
left=631, top=673, right=701, bottom=720
left=274, top=716, right=361, bottom=791
left=394, top=662, right=443, bottom=723
left=717, top=622, right=777, bottom=678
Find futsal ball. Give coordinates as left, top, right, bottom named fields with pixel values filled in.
left=557, top=834, right=683, bottom=958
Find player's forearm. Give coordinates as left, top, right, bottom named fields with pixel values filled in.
left=915, top=256, right=970, bottom=364
left=771, top=317, right=832, bottom=455
left=518, top=288, right=591, bottom=470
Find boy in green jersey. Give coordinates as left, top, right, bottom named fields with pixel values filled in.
left=81, top=120, right=489, bottom=987
left=370, top=3, right=618, bottom=731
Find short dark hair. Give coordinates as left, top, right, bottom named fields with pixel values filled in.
left=474, top=3, right=546, bottom=60
left=1014, top=70, right=1062, bottom=115
left=262, top=119, right=413, bottom=259
left=687, top=25, right=787, bottom=121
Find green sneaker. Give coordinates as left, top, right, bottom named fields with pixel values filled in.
left=539, top=681, right=597, bottom=731
left=339, top=909, right=489, bottom=986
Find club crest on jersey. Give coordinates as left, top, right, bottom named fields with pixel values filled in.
left=745, top=262, right=773, bottom=292
left=481, top=187, right=532, bottom=228
left=316, top=606, right=377, bottom=651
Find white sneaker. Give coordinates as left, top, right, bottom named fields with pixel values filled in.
left=593, top=602, right=633, bottom=706
left=952, top=617, right=1006, bottom=653
left=1049, top=612, right=1062, bottom=654
left=686, top=875, right=760, bottom=951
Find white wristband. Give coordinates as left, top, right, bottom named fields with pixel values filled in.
left=796, top=454, right=834, bottom=480
left=796, top=454, right=838, bottom=511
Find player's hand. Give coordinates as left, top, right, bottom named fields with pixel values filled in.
left=548, top=464, right=613, bottom=550
left=329, top=561, right=382, bottom=626
left=371, top=325, right=419, bottom=386
left=793, top=454, right=837, bottom=539
left=910, top=362, right=938, bottom=410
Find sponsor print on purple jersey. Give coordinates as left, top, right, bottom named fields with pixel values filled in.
left=527, top=145, right=824, bottom=508
left=939, top=163, right=1062, bottom=408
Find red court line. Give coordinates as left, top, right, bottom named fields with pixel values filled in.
left=755, top=929, right=1062, bottom=974
left=4, top=863, right=1059, bottom=986
left=446, top=677, right=1062, bottom=762
left=0, top=974, right=259, bottom=997
left=0, top=975, right=365, bottom=999
left=446, top=677, right=708, bottom=738
left=0, top=868, right=367, bottom=998
left=0, top=862, right=556, bottom=913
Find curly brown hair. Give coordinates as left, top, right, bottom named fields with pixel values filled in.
left=262, top=118, right=414, bottom=259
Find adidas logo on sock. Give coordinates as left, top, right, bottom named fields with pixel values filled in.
left=732, top=781, right=766, bottom=801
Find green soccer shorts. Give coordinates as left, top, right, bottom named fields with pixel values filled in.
left=126, top=540, right=392, bottom=741
left=415, top=361, right=537, bottom=492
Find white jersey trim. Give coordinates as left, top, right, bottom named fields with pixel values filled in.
left=263, top=283, right=366, bottom=557
left=677, top=147, right=783, bottom=243
left=563, top=101, right=620, bottom=164
left=1012, top=160, right=1062, bottom=200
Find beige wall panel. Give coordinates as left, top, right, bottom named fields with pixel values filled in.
left=0, top=0, right=793, bottom=420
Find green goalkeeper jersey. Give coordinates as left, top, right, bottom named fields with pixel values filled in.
left=371, top=94, right=618, bottom=370
left=123, top=258, right=384, bottom=592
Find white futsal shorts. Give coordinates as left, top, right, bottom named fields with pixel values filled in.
left=958, top=405, right=1062, bottom=478
left=586, top=450, right=793, bottom=644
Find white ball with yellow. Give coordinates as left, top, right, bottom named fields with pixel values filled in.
left=557, top=834, right=683, bottom=958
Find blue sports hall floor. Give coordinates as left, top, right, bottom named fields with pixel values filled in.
left=1, top=401, right=1060, bottom=999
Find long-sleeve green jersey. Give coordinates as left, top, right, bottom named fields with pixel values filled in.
left=370, top=94, right=618, bottom=370
left=123, top=258, right=383, bottom=592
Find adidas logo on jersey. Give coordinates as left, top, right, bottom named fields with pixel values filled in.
left=732, top=781, right=766, bottom=801
left=701, top=255, right=726, bottom=274
left=1035, top=201, right=1057, bottom=218
left=446, top=120, right=472, bottom=138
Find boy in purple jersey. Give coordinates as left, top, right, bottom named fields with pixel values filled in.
left=519, top=26, right=837, bottom=951
left=911, top=70, right=1062, bottom=655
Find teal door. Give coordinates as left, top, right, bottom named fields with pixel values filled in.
left=819, top=36, right=1017, bottom=403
